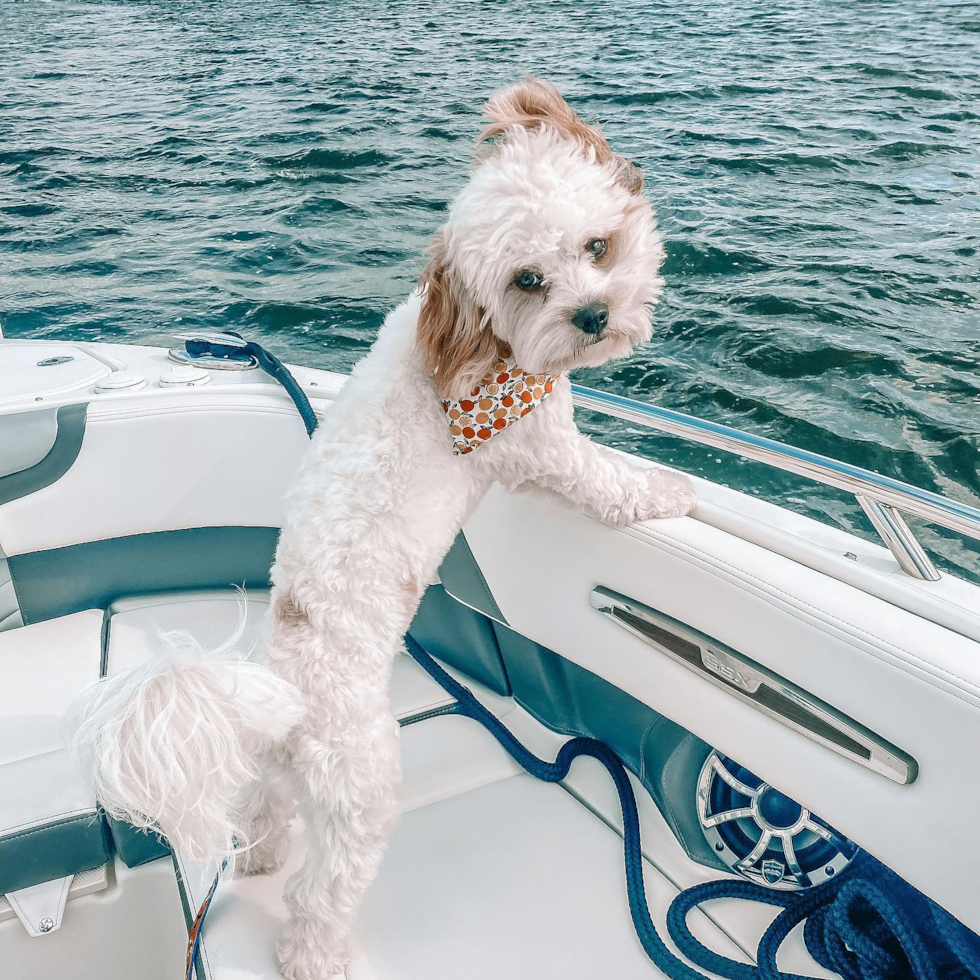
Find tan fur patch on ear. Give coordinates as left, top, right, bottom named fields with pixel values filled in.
left=481, top=75, right=643, bottom=194
left=417, top=232, right=497, bottom=399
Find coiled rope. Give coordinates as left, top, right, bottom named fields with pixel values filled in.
left=403, top=633, right=980, bottom=980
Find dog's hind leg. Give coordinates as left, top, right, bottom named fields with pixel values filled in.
left=234, top=742, right=299, bottom=877
left=277, top=698, right=401, bottom=980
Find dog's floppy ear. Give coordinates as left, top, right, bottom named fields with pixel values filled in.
left=417, top=232, right=497, bottom=399
left=480, top=75, right=643, bottom=195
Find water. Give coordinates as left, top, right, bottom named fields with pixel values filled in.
left=2, top=0, right=978, bottom=577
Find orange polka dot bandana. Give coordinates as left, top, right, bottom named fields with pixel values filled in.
left=442, top=349, right=558, bottom=456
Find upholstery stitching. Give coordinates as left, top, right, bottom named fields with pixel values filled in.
left=2, top=807, right=98, bottom=838
left=620, top=522, right=980, bottom=699
left=58, top=873, right=70, bottom=912
left=1, top=740, right=99, bottom=769
left=88, top=405, right=317, bottom=425
left=0, top=811, right=102, bottom=844
left=459, top=533, right=507, bottom=623
left=6, top=892, right=29, bottom=925
left=7, top=560, right=28, bottom=625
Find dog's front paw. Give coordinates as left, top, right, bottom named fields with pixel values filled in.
left=277, top=917, right=349, bottom=980
left=636, top=468, right=696, bottom=521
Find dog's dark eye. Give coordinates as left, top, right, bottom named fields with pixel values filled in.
left=586, top=238, right=608, bottom=259
left=514, top=269, right=545, bottom=292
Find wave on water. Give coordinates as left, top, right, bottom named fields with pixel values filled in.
left=2, top=0, right=978, bottom=578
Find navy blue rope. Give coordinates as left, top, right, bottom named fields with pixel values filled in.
left=243, top=343, right=319, bottom=438
left=182, top=335, right=319, bottom=438
left=403, top=633, right=714, bottom=980
left=403, top=633, right=980, bottom=980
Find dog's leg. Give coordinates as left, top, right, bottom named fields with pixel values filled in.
left=234, top=743, right=298, bottom=877
left=277, top=691, right=401, bottom=980
left=530, top=428, right=695, bottom=524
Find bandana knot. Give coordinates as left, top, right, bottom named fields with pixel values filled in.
left=442, top=348, right=558, bottom=456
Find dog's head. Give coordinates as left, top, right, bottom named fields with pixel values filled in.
left=418, top=76, right=665, bottom=398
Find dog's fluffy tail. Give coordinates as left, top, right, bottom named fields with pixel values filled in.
left=71, top=605, right=304, bottom=871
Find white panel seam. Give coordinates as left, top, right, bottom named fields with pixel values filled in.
left=0, top=808, right=99, bottom=840
left=620, top=522, right=980, bottom=702
left=86, top=405, right=307, bottom=424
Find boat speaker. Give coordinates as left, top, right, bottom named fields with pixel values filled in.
left=697, top=750, right=859, bottom=890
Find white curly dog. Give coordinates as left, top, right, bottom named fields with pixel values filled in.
left=77, top=77, right=695, bottom=980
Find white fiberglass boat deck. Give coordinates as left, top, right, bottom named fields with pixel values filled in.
left=1, top=337, right=979, bottom=979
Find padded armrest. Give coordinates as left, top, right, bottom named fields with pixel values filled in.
left=0, top=611, right=111, bottom=893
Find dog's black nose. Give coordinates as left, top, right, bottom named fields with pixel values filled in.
left=571, top=303, right=609, bottom=336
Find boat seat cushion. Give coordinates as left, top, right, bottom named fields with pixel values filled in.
left=0, top=583, right=504, bottom=892
left=104, top=589, right=468, bottom=867
left=0, top=611, right=112, bottom=894
left=102, top=586, right=485, bottom=867
left=176, top=763, right=747, bottom=978
left=104, top=589, right=462, bottom=722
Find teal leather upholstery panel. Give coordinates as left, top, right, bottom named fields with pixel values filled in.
left=0, top=610, right=116, bottom=892
left=491, top=620, right=724, bottom=871
left=0, top=403, right=87, bottom=507
left=437, top=533, right=506, bottom=624
left=410, top=585, right=510, bottom=697
left=0, top=812, right=111, bottom=894
left=107, top=816, right=171, bottom=869
left=8, top=526, right=280, bottom=625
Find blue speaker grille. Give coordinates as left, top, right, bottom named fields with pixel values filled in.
left=697, top=751, right=858, bottom=890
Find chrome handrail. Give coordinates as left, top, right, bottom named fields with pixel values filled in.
left=571, top=385, right=980, bottom=582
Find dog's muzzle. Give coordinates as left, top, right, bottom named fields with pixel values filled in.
left=571, top=303, right=609, bottom=336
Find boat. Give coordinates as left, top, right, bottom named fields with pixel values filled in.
left=2, top=332, right=979, bottom=979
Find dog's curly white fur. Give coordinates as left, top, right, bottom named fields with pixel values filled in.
left=71, top=597, right=305, bottom=870
left=75, top=77, right=695, bottom=980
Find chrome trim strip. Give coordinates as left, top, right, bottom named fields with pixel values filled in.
left=590, top=586, right=916, bottom=785
left=395, top=697, right=458, bottom=726
left=397, top=701, right=459, bottom=727
left=572, top=385, right=980, bottom=580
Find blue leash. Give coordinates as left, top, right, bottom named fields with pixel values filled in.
left=181, top=331, right=320, bottom=437
left=182, top=339, right=980, bottom=980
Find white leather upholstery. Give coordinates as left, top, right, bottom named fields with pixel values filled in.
left=0, top=397, right=312, bottom=557
left=0, top=611, right=103, bottom=839
left=89, top=590, right=826, bottom=977
left=5, top=876, right=73, bottom=937
left=0, top=407, right=58, bottom=480
left=183, top=761, right=747, bottom=980
left=105, top=591, right=459, bottom=722
left=463, top=483, right=980, bottom=931
left=106, top=592, right=272, bottom=676
left=350, top=773, right=747, bottom=979
left=3, top=857, right=188, bottom=980
left=0, top=556, right=22, bottom=632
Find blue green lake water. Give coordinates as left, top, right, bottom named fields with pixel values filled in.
left=2, top=0, right=978, bottom=575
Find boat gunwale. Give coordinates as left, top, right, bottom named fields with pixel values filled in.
left=572, top=384, right=980, bottom=580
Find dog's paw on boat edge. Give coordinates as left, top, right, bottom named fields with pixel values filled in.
left=637, top=468, right=697, bottom=521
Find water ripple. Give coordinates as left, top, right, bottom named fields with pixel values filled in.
left=1, top=0, right=978, bottom=578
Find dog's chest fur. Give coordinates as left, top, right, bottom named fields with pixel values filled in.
left=271, top=294, right=571, bottom=624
